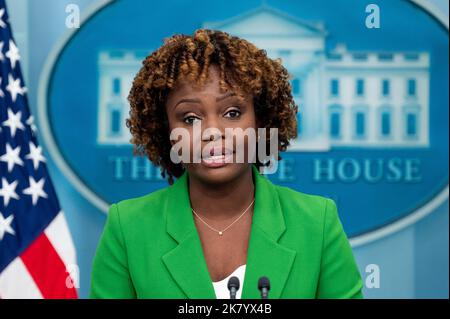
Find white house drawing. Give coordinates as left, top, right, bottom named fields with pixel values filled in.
left=97, top=51, right=147, bottom=145
left=97, top=5, right=430, bottom=151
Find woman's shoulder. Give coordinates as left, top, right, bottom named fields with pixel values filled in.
left=274, top=182, right=332, bottom=208
left=271, top=183, right=337, bottom=226
left=108, top=187, right=169, bottom=224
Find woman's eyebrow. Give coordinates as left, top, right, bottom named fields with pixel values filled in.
left=216, top=92, right=236, bottom=102
left=173, top=92, right=237, bottom=109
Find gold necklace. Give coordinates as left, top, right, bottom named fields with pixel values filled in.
left=191, top=198, right=255, bottom=236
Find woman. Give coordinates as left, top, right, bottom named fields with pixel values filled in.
left=90, top=29, right=363, bottom=299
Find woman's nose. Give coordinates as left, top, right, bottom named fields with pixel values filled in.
left=201, top=127, right=223, bottom=142
left=201, top=118, right=224, bottom=141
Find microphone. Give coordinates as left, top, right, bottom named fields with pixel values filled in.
left=227, top=276, right=240, bottom=299
left=258, top=276, right=270, bottom=299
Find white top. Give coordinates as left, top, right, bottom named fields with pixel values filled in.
left=212, top=264, right=246, bottom=299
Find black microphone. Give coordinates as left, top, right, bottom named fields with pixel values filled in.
left=227, top=276, right=240, bottom=299
left=258, top=276, right=270, bottom=299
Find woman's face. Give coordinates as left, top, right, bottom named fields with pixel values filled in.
left=165, top=65, right=258, bottom=185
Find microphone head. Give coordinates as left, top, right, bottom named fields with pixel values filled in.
left=258, top=276, right=270, bottom=291
left=227, top=276, right=240, bottom=290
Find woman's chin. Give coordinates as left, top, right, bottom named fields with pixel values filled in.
left=189, top=162, right=246, bottom=185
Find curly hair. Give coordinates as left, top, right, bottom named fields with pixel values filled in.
left=126, top=29, right=298, bottom=185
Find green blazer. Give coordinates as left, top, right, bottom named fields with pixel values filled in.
left=90, top=165, right=363, bottom=299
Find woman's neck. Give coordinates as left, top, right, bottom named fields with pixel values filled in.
left=187, top=167, right=255, bottom=221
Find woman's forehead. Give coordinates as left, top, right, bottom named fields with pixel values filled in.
left=166, top=75, right=249, bottom=106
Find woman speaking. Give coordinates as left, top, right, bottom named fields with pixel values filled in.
left=89, top=29, right=363, bottom=299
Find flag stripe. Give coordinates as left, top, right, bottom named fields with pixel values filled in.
left=20, top=233, right=78, bottom=299
left=44, top=211, right=79, bottom=288
left=44, top=212, right=77, bottom=268
left=0, top=257, right=43, bottom=298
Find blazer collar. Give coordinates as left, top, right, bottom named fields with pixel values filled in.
left=162, top=164, right=297, bottom=299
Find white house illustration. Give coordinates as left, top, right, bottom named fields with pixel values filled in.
left=97, top=51, right=148, bottom=145
left=97, top=5, right=430, bottom=150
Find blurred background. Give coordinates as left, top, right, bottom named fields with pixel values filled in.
left=3, top=0, right=449, bottom=298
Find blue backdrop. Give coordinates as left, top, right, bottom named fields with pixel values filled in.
left=6, top=0, right=449, bottom=298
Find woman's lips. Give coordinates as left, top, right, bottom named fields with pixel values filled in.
left=209, top=146, right=234, bottom=156
left=201, top=152, right=234, bottom=168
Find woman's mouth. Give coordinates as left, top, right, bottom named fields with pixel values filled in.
left=201, top=147, right=234, bottom=168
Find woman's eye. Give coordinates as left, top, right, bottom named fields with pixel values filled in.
left=224, top=109, right=241, bottom=119
left=183, top=116, right=201, bottom=125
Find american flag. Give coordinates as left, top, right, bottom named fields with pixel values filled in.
left=0, top=0, right=78, bottom=298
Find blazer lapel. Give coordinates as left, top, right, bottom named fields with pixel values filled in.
left=240, top=165, right=297, bottom=299
left=162, top=169, right=216, bottom=299
left=162, top=165, right=297, bottom=299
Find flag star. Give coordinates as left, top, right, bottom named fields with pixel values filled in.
left=26, top=115, right=38, bottom=134
left=0, top=212, right=15, bottom=241
left=0, top=42, right=4, bottom=62
left=2, top=108, right=25, bottom=137
left=0, top=77, right=4, bottom=98
left=0, top=143, right=24, bottom=172
left=25, top=142, right=46, bottom=170
left=23, top=176, right=48, bottom=205
left=0, top=178, right=19, bottom=207
left=6, top=74, right=26, bottom=102
left=0, top=9, right=6, bottom=28
left=6, top=40, right=21, bottom=69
